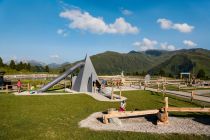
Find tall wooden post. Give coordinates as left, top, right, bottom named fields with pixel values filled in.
left=144, top=82, right=146, bottom=90
left=191, top=91, right=194, bottom=102
left=119, top=86, right=122, bottom=99
left=6, top=85, right=8, bottom=94
left=64, top=78, right=66, bottom=92
left=165, top=97, right=168, bottom=122
left=157, top=82, right=160, bottom=92
left=139, top=81, right=141, bottom=89
left=111, top=84, right=114, bottom=100
left=27, top=83, right=30, bottom=93
left=162, top=84, right=166, bottom=96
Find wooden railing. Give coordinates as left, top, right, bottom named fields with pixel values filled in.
left=0, top=83, right=31, bottom=93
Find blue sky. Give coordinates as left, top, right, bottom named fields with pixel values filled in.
left=0, top=0, right=210, bottom=64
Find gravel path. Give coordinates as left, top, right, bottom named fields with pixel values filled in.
left=79, top=112, right=210, bottom=136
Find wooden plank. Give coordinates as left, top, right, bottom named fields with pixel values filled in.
left=168, top=107, right=210, bottom=112
left=104, top=109, right=159, bottom=119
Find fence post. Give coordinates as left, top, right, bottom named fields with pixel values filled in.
left=162, top=84, right=166, bottom=96
left=119, top=86, right=122, bottom=99
left=111, top=84, right=114, bottom=100
left=165, top=97, right=169, bottom=122
left=6, top=85, right=8, bottom=94
left=139, top=81, right=141, bottom=89
left=191, top=91, right=194, bottom=102
left=157, top=82, right=160, bottom=92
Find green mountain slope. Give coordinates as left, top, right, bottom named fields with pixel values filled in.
left=149, top=48, right=210, bottom=77
left=61, top=48, right=210, bottom=77
left=90, top=51, right=155, bottom=75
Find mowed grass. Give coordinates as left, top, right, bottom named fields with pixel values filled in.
left=0, top=91, right=209, bottom=140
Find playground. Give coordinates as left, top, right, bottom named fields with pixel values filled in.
left=0, top=56, right=210, bottom=139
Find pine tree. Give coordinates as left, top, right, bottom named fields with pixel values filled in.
left=197, top=69, right=205, bottom=78
left=0, top=57, right=3, bottom=67
left=27, top=63, right=31, bottom=71
left=45, top=65, right=49, bottom=73
left=9, top=60, right=16, bottom=69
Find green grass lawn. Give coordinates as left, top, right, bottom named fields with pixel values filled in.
left=0, top=91, right=209, bottom=140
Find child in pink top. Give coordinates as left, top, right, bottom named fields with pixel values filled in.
left=17, top=79, right=22, bottom=93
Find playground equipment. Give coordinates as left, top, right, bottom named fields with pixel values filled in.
left=0, top=71, right=5, bottom=87
left=0, top=71, right=12, bottom=89
left=103, top=97, right=210, bottom=124
left=37, top=56, right=100, bottom=93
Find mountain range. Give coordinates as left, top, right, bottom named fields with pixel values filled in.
left=62, top=48, right=210, bottom=77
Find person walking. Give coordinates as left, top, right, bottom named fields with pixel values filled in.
left=17, top=79, right=22, bottom=93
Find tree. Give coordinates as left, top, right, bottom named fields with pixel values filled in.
left=9, top=60, right=16, bottom=69
left=45, top=65, right=49, bottom=73
left=141, top=71, right=146, bottom=76
left=16, top=61, right=24, bottom=71
left=159, top=69, right=165, bottom=76
left=27, top=63, right=31, bottom=71
left=0, top=57, right=3, bottom=67
left=197, top=69, right=205, bottom=78
left=168, top=73, right=173, bottom=78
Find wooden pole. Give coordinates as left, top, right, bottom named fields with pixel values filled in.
left=119, top=86, right=122, bottom=99
left=144, top=82, right=146, bottom=90
left=157, top=82, right=160, bottom=92
left=191, top=91, right=194, bottom=102
left=162, top=84, right=166, bottom=96
left=139, top=81, right=141, bottom=89
left=6, top=85, right=8, bottom=94
left=64, top=78, right=66, bottom=92
left=164, top=97, right=169, bottom=122
left=27, top=83, right=30, bottom=93
left=111, top=84, right=114, bottom=100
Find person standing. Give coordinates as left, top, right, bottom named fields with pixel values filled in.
left=17, top=79, right=22, bottom=93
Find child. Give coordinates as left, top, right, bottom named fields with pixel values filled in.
left=119, top=100, right=126, bottom=112
left=17, top=79, right=22, bottom=93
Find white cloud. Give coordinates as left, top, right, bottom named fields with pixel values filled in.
left=160, top=42, right=176, bottom=51
left=157, top=18, right=194, bottom=33
left=183, top=40, right=197, bottom=48
left=173, top=23, right=194, bottom=33
left=57, top=28, right=68, bottom=37
left=50, top=54, right=60, bottom=59
left=157, top=18, right=173, bottom=29
left=133, top=38, right=158, bottom=51
left=59, top=9, right=139, bottom=34
left=121, top=9, right=133, bottom=16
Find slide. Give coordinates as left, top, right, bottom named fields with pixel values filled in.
left=37, top=62, right=85, bottom=93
